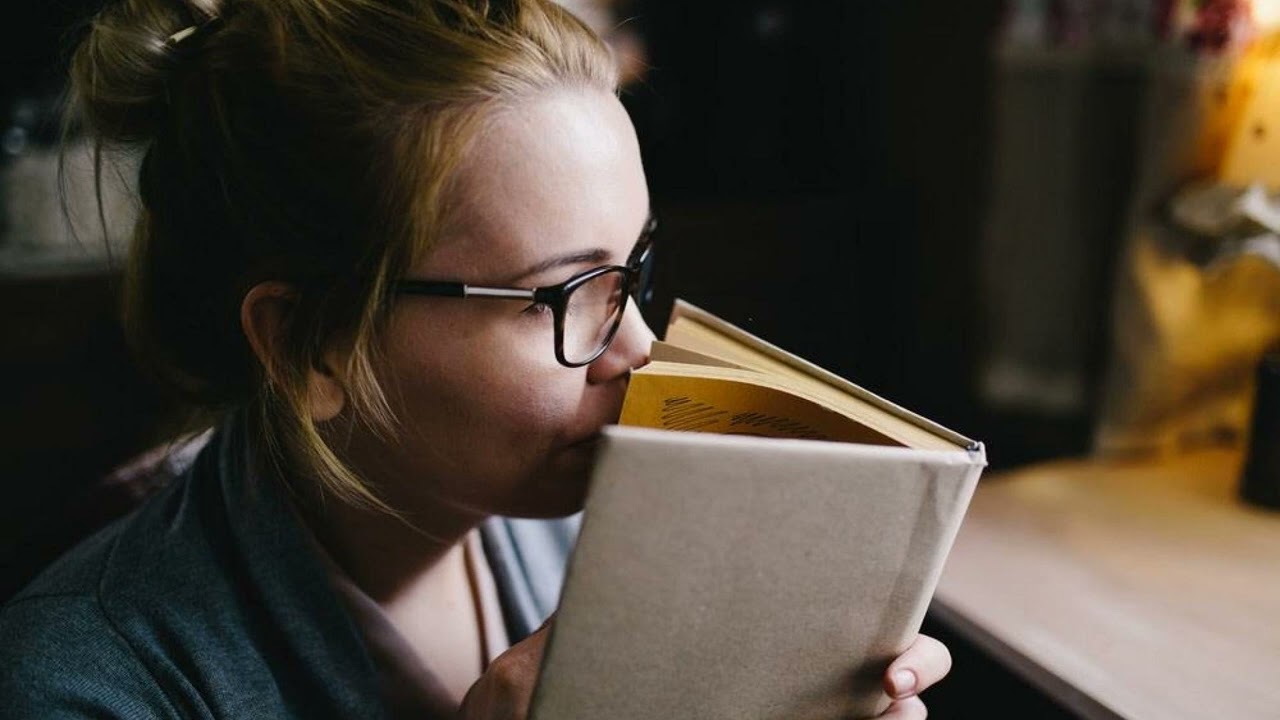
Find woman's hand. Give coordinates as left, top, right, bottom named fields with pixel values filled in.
left=458, top=624, right=950, bottom=720
left=459, top=619, right=552, bottom=720
left=874, top=634, right=952, bottom=719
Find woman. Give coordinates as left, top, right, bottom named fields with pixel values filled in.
left=0, top=1, right=951, bottom=717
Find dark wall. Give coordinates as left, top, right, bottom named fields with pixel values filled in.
left=0, top=273, right=169, bottom=600
left=2, top=1, right=92, bottom=101
left=627, top=1, right=1003, bottom=448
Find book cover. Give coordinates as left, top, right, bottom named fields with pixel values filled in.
left=530, top=301, right=985, bottom=719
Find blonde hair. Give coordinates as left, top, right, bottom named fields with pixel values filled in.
left=68, top=0, right=618, bottom=509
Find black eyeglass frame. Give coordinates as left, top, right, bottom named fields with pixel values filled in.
left=394, top=218, right=657, bottom=368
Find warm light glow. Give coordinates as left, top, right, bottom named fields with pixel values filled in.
left=1255, top=0, right=1280, bottom=30
left=1219, top=31, right=1280, bottom=189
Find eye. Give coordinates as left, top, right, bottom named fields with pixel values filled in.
left=521, top=301, right=553, bottom=317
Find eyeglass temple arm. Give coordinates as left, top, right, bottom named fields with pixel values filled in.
left=397, top=281, right=536, bottom=300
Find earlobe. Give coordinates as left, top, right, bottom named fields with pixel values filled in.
left=240, top=281, right=347, bottom=422
left=307, top=359, right=347, bottom=423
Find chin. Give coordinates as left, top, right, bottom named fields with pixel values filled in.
left=502, top=443, right=597, bottom=519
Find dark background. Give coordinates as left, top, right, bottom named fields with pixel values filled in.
left=626, top=1, right=1093, bottom=468
left=1, top=2, right=1093, bottom=716
left=631, top=2, right=997, bottom=441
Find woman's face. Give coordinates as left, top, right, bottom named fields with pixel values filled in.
left=348, top=88, right=654, bottom=520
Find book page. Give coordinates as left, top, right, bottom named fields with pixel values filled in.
left=648, top=340, right=744, bottom=369
left=664, top=310, right=961, bottom=451
left=621, top=368, right=901, bottom=446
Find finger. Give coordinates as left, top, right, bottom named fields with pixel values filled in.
left=876, top=696, right=927, bottom=720
left=499, top=619, right=553, bottom=675
left=884, top=634, right=952, bottom=698
left=461, top=624, right=553, bottom=719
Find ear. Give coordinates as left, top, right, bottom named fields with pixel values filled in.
left=240, top=282, right=346, bottom=423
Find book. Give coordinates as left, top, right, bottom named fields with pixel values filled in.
left=530, top=300, right=986, bottom=720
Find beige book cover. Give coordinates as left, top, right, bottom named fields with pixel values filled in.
left=531, top=301, right=986, bottom=719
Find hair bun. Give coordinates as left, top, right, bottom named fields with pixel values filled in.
left=69, top=0, right=222, bottom=143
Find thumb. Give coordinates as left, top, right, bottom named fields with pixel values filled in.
left=459, top=614, right=556, bottom=719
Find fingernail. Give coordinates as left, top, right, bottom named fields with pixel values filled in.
left=891, top=669, right=917, bottom=698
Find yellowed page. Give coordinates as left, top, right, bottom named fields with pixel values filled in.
left=621, top=365, right=901, bottom=446
left=664, top=317, right=955, bottom=451
left=648, top=340, right=744, bottom=369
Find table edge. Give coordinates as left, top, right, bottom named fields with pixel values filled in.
left=928, top=597, right=1124, bottom=720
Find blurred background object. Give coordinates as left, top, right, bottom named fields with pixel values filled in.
left=554, top=0, right=649, bottom=87
left=1241, top=345, right=1280, bottom=507
left=0, top=1, right=137, bottom=272
left=1094, top=16, right=1280, bottom=459
left=978, top=0, right=1280, bottom=464
left=0, top=0, right=165, bottom=602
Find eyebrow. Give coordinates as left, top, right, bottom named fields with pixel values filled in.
left=504, top=212, right=655, bottom=286
left=504, top=248, right=612, bottom=285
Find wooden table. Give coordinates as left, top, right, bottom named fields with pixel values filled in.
left=933, top=449, right=1280, bottom=719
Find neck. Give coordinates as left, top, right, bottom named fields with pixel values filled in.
left=303, top=488, right=487, bottom=605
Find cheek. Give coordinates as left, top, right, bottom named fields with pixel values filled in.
left=362, top=309, right=603, bottom=517
left=386, top=311, right=584, bottom=446
left=467, top=366, right=578, bottom=439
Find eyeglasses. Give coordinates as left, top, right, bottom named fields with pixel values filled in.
left=395, top=217, right=657, bottom=368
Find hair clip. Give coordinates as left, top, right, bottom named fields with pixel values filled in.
left=164, top=14, right=223, bottom=50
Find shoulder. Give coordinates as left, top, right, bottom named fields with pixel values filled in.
left=0, top=474, right=197, bottom=719
left=4, top=423, right=385, bottom=719
left=10, top=456, right=213, bottom=613
left=0, top=592, right=178, bottom=719
left=0, top=440, right=219, bottom=718
left=10, top=430, right=213, bottom=604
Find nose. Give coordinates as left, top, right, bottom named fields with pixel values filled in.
left=587, top=302, right=656, bottom=384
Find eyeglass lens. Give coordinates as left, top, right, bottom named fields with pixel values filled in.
left=563, top=268, right=628, bottom=365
